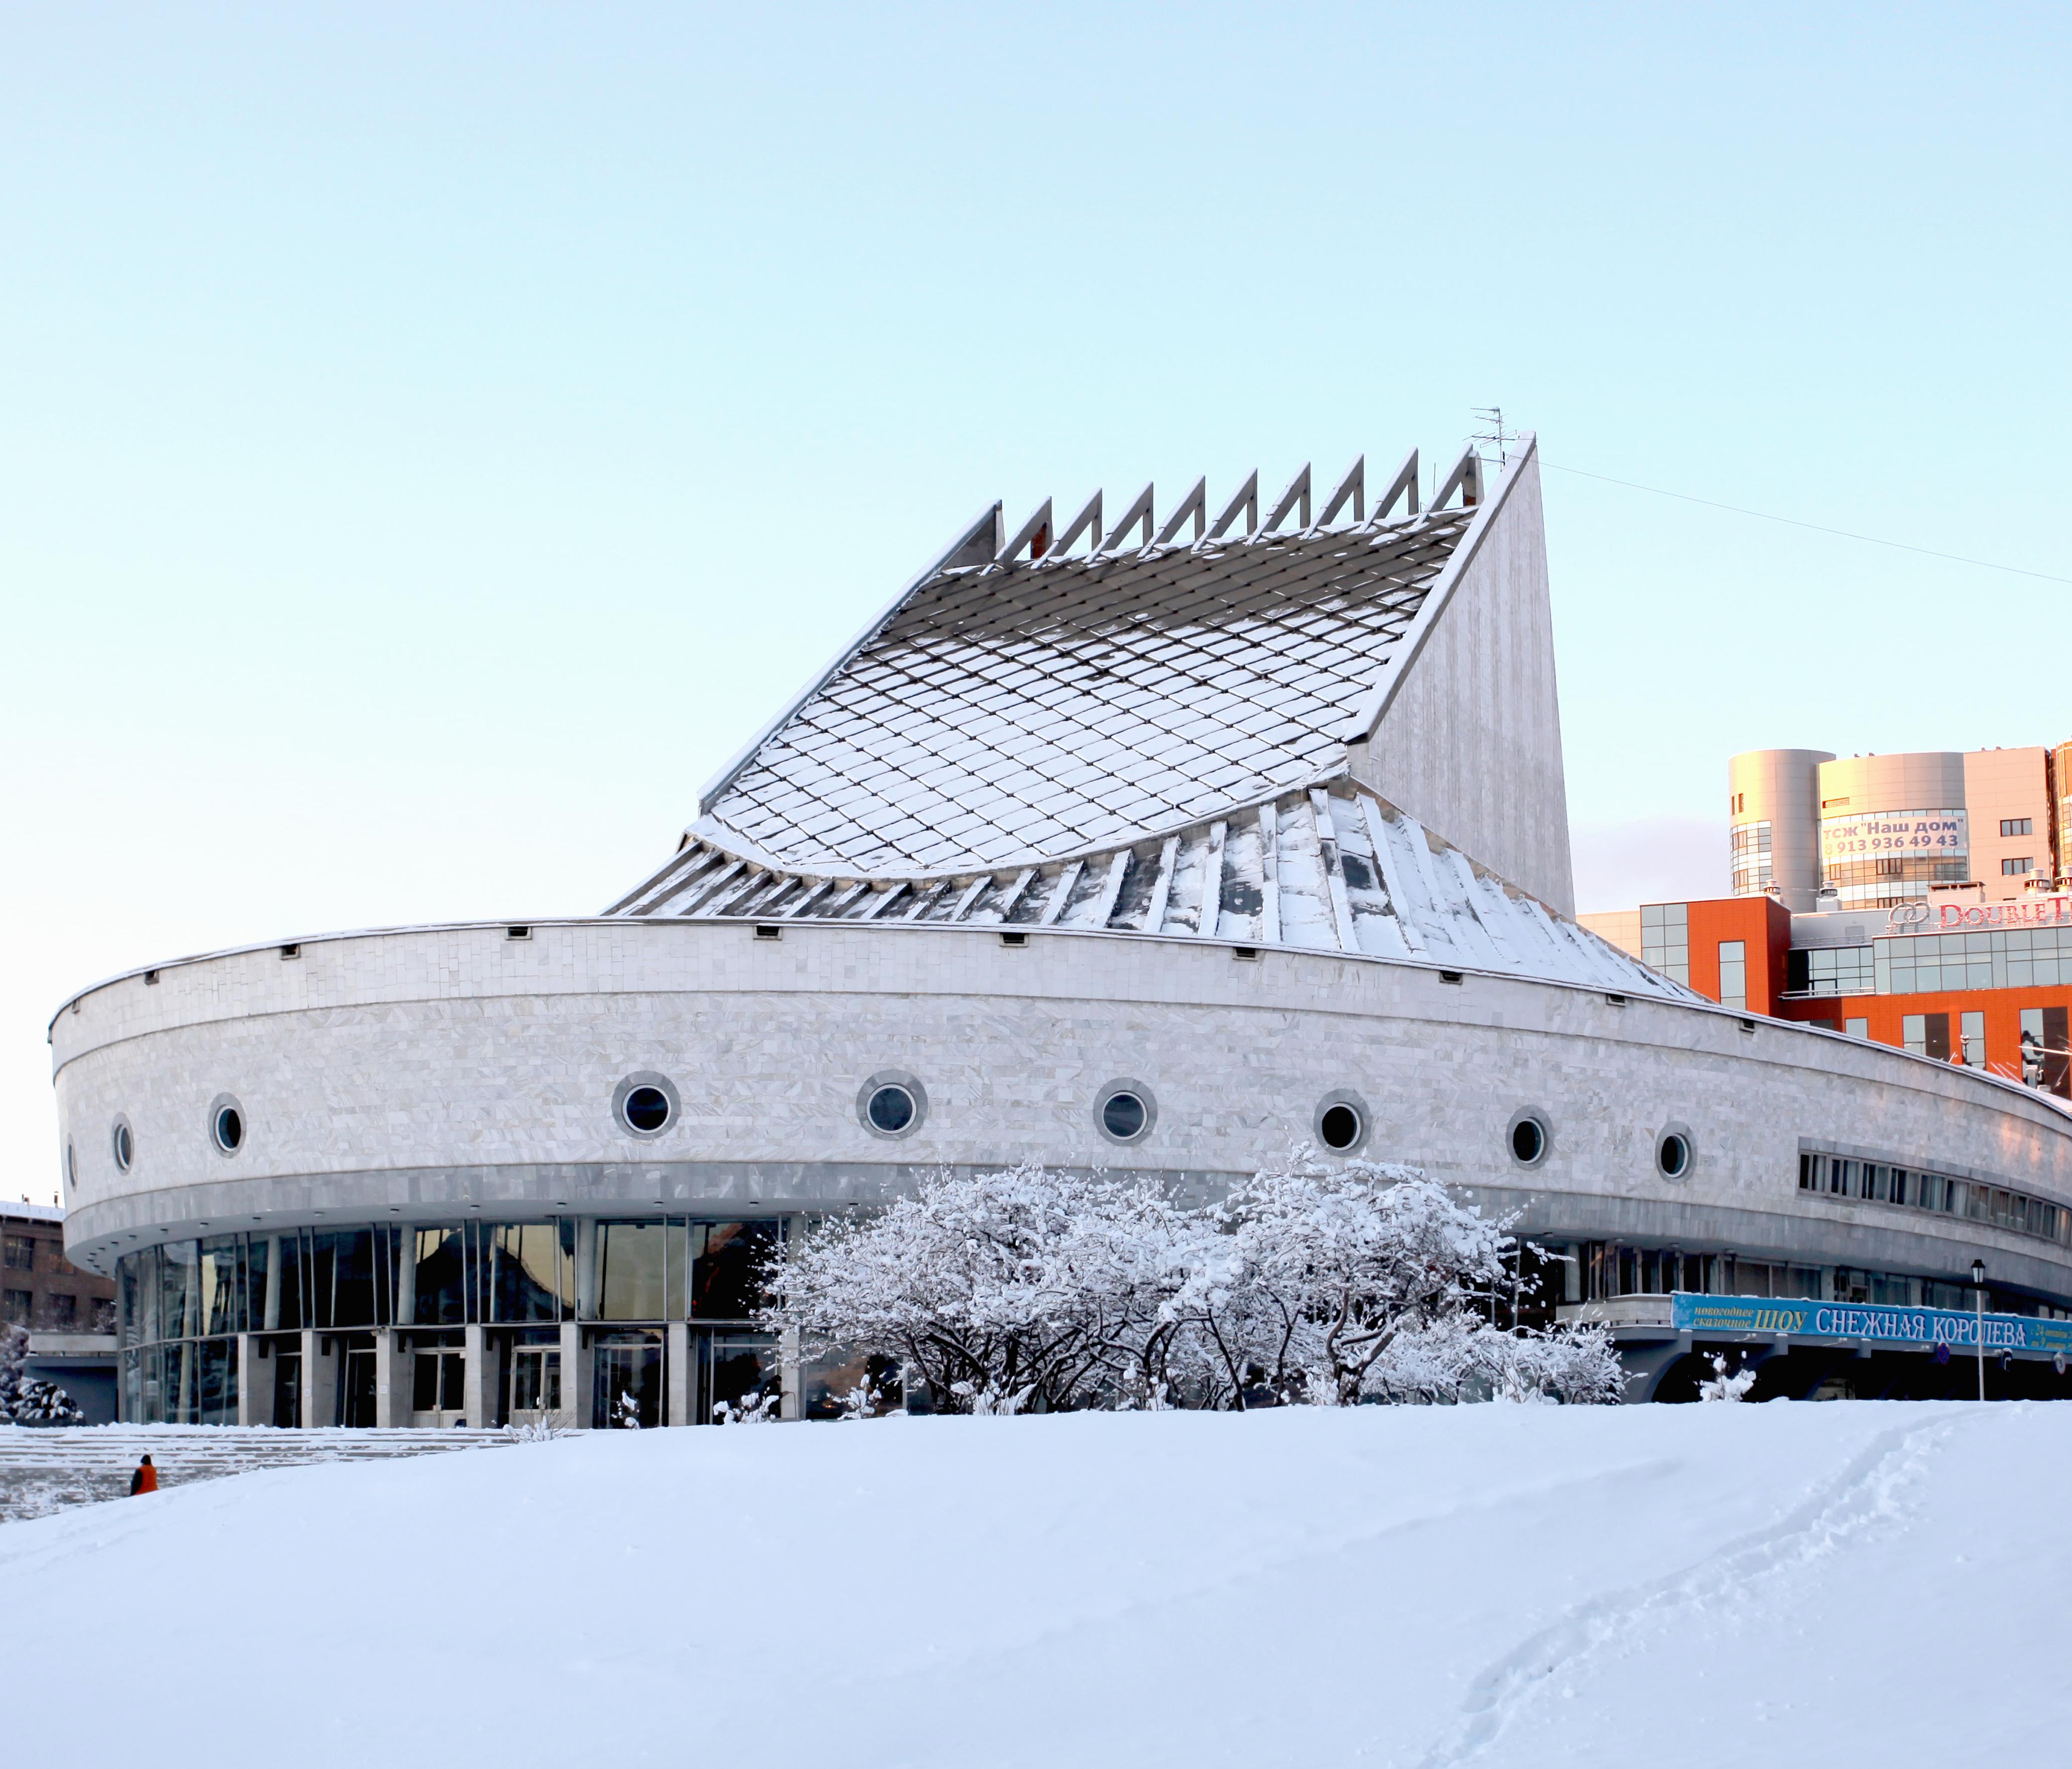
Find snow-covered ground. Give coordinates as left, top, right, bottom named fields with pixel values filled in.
left=5, top=1403, right=2066, bottom=1765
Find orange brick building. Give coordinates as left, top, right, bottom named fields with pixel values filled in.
left=1585, top=894, right=2072, bottom=1097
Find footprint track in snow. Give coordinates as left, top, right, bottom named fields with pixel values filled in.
left=1412, top=1408, right=1973, bottom=1766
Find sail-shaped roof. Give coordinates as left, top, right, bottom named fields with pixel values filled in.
left=606, top=438, right=1683, bottom=999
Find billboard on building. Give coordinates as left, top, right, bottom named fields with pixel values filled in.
left=1819, top=809, right=1967, bottom=868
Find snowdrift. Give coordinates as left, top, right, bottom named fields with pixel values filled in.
left=4, top=1403, right=2067, bottom=1766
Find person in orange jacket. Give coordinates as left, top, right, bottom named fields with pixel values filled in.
left=128, top=1454, right=157, bottom=1496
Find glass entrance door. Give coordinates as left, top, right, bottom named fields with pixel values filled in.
left=411, top=1350, right=467, bottom=1427
left=696, top=1331, right=779, bottom=1424
left=510, top=1346, right=561, bottom=1421
left=592, top=1339, right=660, bottom=1429
left=273, top=1351, right=302, bottom=1428
left=342, top=1348, right=378, bottom=1427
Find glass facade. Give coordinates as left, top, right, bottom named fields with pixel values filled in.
left=487, top=1222, right=572, bottom=1323
left=127, top=1336, right=241, bottom=1425
left=511, top=1343, right=562, bottom=1413
left=403, top=1227, right=469, bottom=1325
left=700, top=1332, right=781, bottom=1424
left=1902, top=1012, right=1948, bottom=1059
left=596, top=1222, right=672, bottom=1321
left=593, top=1330, right=663, bottom=1429
left=803, top=1347, right=904, bottom=1420
left=1717, top=940, right=1746, bottom=1010
left=1640, top=903, right=1688, bottom=984
left=1960, top=1010, right=1986, bottom=1067
left=1776, top=924, right=2072, bottom=1100
left=1877, top=925, right=2072, bottom=994
left=116, top=1217, right=785, bottom=1426
left=2021, top=1006, right=2072, bottom=1094
left=1729, top=820, right=1773, bottom=894
left=1785, top=946, right=1875, bottom=996
left=1797, top=1148, right=2070, bottom=1246
left=1552, top=1232, right=2067, bottom=1317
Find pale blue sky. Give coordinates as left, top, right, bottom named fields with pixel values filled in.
left=5, top=5, right=2068, bottom=1188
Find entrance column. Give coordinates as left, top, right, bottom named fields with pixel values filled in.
left=301, top=1329, right=338, bottom=1429
left=666, top=1322, right=690, bottom=1426
left=780, top=1327, right=802, bottom=1421
left=237, top=1334, right=277, bottom=1426
left=374, top=1331, right=404, bottom=1428
left=480, top=1335, right=504, bottom=1429
left=561, top=1320, right=590, bottom=1430
left=462, top=1323, right=488, bottom=1428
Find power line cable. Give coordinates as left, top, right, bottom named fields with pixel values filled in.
left=1542, top=460, right=2072, bottom=587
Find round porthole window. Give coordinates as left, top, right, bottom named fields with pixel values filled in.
left=857, top=1071, right=928, bottom=1140
left=1093, top=1079, right=1157, bottom=1146
left=869, top=1084, right=916, bottom=1133
left=1656, top=1126, right=1693, bottom=1181
left=112, top=1116, right=134, bottom=1174
left=1509, top=1112, right=1550, bottom=1168
left=613, top=1072, right=681, bottom=1139
left=1104, top=1092, right=1147, bottom=1139
left=1312, top=1089, right=1372, bottom=1154
left=209, top=1095, right=245, bottom=1155
left=625, top=1087, right=670, bottom=1131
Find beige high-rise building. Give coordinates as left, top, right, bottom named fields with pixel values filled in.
left=1728, top=748, right=1833, bottom=912
left=1730, top=744, right=2062, bottom=910
left=1965, top=748, right=2055, bottom=897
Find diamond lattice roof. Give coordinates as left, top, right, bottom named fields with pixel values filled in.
left=697, top=508, right=1475, bottom=874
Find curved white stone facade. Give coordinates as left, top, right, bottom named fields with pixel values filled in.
left=52, top=918, right=2072, bottom=1304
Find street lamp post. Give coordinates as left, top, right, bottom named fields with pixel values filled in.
left=1972, top=1259, right=1988, bottom=1401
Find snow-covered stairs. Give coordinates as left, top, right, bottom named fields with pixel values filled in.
left=0, top=1426, right=513, bottom=1523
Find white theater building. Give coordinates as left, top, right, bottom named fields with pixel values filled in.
left=48, top=436, right=2072, bottom=1419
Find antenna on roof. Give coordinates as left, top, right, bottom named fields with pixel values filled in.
left=1471, top=406, right=1514, bottom=466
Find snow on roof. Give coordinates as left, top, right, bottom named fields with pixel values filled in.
left=691, top=470, right=1477, bottom=876
left=3, top=1201, right=65, bottom=1225
left=612, top=777, right=1700, bottom=1005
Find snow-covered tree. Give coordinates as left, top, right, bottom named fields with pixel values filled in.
left=1493, top=1321, right=1627, bottom=1404
left=503, top=1418, right=565, bottom=1443
left=834, top=1376, right=883, bottom=1421
left=763, top=1153, right=1624, bottom=1414
left=760, top=1164, right=1196, bottom=1414
left=0, top=1321, right=21, bottom=1418
left=0, top=1324, right=85, bottom=1427
left=1176, top=1154, right=1513, bottom=1407
left=11, top=1381, right=85, bottom=1427
left=1698, top=1352, right=1758, bottom=1402
left=1356, top=1313, right=1623, bottom=1405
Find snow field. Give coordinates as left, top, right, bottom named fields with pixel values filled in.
left=3, top=1402, right=2066, bottom=1767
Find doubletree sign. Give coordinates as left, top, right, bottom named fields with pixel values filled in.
left=1884, top=895, right=2072, bottom=935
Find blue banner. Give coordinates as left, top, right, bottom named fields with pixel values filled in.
left=1670, top=1292, right=2072, bottom=1355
